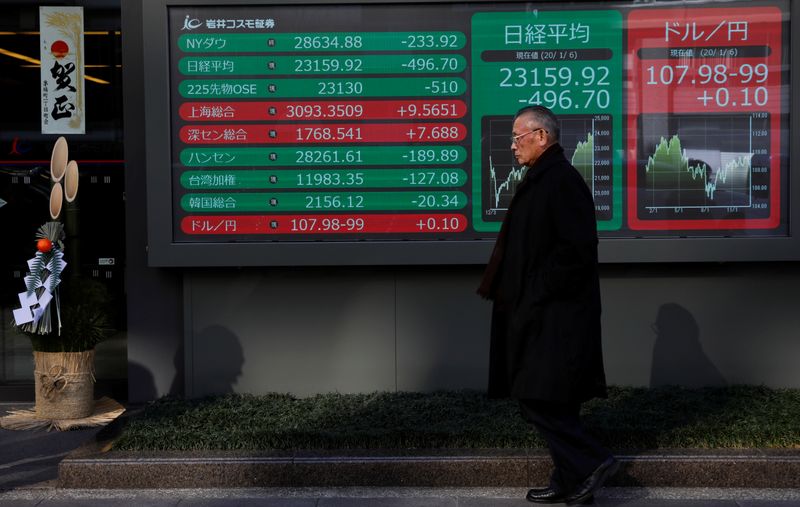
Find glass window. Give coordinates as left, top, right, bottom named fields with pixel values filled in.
left=0, top=2, right=126, bottom=396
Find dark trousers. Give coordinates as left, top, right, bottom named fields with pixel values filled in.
left=519, top=399, right=612, bottom=493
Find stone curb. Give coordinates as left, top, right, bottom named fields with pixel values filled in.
left=58, top=450, right=800, bottom=489
left=56, top=409, right=800, bottom=489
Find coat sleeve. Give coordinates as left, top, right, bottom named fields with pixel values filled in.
left=539, top=167, right=599, bottom=299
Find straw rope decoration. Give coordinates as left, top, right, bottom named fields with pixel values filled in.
left=0, top=397, right=125, bottom=432
left=32, top=350, right=96, bottom=421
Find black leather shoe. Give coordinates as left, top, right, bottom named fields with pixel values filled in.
left=564, top=456, right=620, bottom=505
left=526, top=487, right=594, bottom=504
left=526, top=487, right=566, bottom=503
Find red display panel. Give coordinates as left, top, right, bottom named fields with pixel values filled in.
left=181, top=213, right=468, bottom=234
left=626, top=7, right=783, bottom=230
left=179, top=100, right=468, bottom=121
left=179, top=122, right=467, bottom=144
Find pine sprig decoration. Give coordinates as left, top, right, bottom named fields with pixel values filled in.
left=36, top=221, right=65, bottom=250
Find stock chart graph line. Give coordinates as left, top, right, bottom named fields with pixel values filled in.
left=645, top=135, right=752, bottom=205
left=489, top=127, right=595, bottom=211
left=640, top=113, right=760, bottom=210
left=570, top=120, right=595, bottom=195
left=481, top=114, right=614, bottom=221
left=488, top=156, right=526, bottom=211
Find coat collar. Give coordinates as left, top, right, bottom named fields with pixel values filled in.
left=503, top=143, right=566, bottom=215
left=524, top=143, right=565, bottom=182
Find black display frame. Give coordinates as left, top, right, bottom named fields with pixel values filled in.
left=139, top=0, right=800, bottom=265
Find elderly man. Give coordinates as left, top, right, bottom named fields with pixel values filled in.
left=478, top=105, right=618, bottom=505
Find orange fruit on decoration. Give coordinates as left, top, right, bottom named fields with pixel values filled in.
left=36, top=238, right=53, bottom=253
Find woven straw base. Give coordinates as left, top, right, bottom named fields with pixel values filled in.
left=0, top=396, right=124, bottom=431
left=34, top=350, right=96, bottom=420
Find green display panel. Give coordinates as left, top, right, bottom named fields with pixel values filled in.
left=178, top=32, right=467, bottom=52
left=470, top=11, right=622, bottom=231
left=179, top=55, right=468, bottom=75
left=178, top=77, right=468, bottom=98
left=180, top=168, right=468, bottom=189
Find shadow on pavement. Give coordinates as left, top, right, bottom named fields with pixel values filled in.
left=0, top=403, right=103, bottom=490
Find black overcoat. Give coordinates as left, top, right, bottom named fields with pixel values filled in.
left=487, top=143, right=607, bottom=403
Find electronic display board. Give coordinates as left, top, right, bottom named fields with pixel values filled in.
left=138, top=0, right=798, bottom=265
left=626, top=7, right=785, bottom=232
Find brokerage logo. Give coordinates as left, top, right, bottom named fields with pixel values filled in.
left=182, top=15, right=202, bottom=31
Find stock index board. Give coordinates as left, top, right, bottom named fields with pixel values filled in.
left=153, top=0, right=793, bottom=264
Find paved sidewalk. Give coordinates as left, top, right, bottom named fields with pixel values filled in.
left=0, top=403, right=104, bottom=490
left=1, top=487, right=800, bottom=506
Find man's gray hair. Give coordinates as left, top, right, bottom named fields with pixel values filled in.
left=513, top=105, right=560, bottom=142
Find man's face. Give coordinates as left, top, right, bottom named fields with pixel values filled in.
left=511, top=115, right=548, bottom=167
